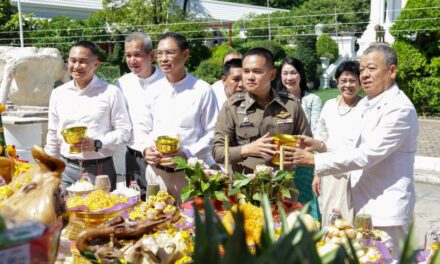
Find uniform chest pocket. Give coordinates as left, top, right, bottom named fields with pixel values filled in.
left=236, top=126, right=259, bottom=144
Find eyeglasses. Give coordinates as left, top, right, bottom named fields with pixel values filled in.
left=338, top=79, right=359, bottom=85
left=156, top=50, right=178, bottom=58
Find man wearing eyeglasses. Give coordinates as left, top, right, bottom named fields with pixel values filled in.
left=139, top=32, right=218, bottom=204
left=116, top=32, right=164, bottom=200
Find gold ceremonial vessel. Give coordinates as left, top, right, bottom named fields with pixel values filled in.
left=61, top=125, right=88, bottom=154
left=68, top=208, right=129, bottom=227
left=272, top=134, right=297, bottom=165
left=155, top=136, right=180, bottom=154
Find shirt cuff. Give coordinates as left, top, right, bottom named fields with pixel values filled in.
left=229, top=146, right=243, bottom=163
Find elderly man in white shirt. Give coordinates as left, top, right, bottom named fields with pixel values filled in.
left=115, top=32, right=164, bottom=200
left=45, top=41, right=131, bottom=191
left=141, top=32, right=218, bottom=204
left=290, top=44, right=418, bottom=260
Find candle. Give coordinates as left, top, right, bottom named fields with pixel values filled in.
left=279, top=146, right=285, bottom=171
left=225, top=134, right=230, bottom=175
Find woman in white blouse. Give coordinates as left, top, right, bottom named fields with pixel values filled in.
left=278, top=57, right=322, bottom=136
left=277, top=57, right=322, bottom=221
left=314, top=60, right=363, bottom=226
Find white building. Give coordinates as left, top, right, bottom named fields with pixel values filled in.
left=10, top=0, right=286, bottom=21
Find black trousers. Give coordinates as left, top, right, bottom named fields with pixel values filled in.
left=125, top=147, right=148, bottom=200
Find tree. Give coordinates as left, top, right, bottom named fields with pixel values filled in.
left=390, top=0, right=440, bottom=116
left=295, top=35, right=319, bottom=88
left=316, top=34, right=339, bottom=63
left=223, top=0, right=305, bottom=9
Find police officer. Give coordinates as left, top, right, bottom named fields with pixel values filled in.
left=212, top=48, right=311, bottom=173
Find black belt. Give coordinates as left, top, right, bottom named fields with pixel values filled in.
left=62, top=156, right=112, bottom=166
left=127, top=147, right=143, bottom=158
left=156, top=164, right=183, bottom=173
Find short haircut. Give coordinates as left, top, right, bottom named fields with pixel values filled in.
left=243, top=47, right=274, bottom=69
left=277, top=57, right=309, bottom=97
left=125, top=32, right=153, bottom=53
left=71, top=41, right=100, bottom=58
left=363, top=44, right=398, bottom=68
left=157, top=32, right=189, bottom=51
left=335, top=60, right=360, bottom=80
left=222, top=58, right=242, bottom=76
left=223, top=50, right=242, bottom=64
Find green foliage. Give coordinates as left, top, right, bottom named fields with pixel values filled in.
left=193, top=59, right=223, bottom=84
left=390, top=0, right=440, bottom=116
left=222, top=0, right=304, bottom=9
left=295, top=35, right=319, bottom=87
left=211, top=43, right=237, bottom=62
left=238, top=40, right=286, bottom=62
left=174, top=157, right=230, bottom=203
left=283, top=45, right=296, bottom=59
left=316, top=34, right=339, bottom=63
left=95, top=62, right=121, bottom=84
left=0, top=0, right=16, bottom=27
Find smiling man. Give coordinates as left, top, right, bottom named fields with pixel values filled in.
left=45, top=41, right=131, bottom=191
left=212, top=47, right=310, bottom=173
left=140, top=32, right=218, bottom=204
left=116, top=32, right=164, bottom=200
left=291, top=44, right=418, bottom=260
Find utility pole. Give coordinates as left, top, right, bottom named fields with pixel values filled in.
left=267, top=0, right=271, bottom=41
left=17, top=0, right=24, bottom=47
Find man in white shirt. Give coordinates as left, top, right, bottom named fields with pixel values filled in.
left=290, top=44, right=418, bottom=260
left=45, top=41, right=131, bottom=191
left=115, top=32, right=164, bottom=200
left=212, top=51, right=242, bottom=108
left=141, top=32, right=218, bottom=204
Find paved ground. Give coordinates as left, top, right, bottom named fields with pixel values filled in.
left=417, top=119, right=440, bottom=158
left=414, top=182, right=440, bottom=249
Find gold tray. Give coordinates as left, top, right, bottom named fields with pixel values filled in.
left=67, top=209, right=127, bottom=226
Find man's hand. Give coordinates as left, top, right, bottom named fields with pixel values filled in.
left=240, top=132, right=276, bottom=159
left=296, top=135, right=326, bottom=152
left=72, top=137, right=95, bottom=152
left=291, top=148, right=315, bottom=167
left=157, top=150, right=187, bottom=168
left=144, top=146, right=163, bottom=166
left=312, top=175, right=320, bottom=197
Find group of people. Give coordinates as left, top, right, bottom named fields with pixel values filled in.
left=43, top=30, right=418, bottom=261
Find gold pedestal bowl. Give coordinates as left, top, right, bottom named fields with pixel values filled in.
left=155, top=136, right=180, bottom=154
left=272, top=134, right=297, bottom=165
left=61, top=126, right=88, bottom=154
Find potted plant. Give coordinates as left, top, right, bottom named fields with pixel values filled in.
left=174, top=157, right=231, bottom=210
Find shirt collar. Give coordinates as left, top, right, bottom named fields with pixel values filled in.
left=69, top=75, right=100, bottom=92
left=244, top=88, right=284, bottom=111
left=138, top=66, right=160, bottom=86
left=363, top=83, right=398, bottom=110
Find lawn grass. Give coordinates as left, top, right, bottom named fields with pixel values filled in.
left=312, top=88, right=339, bottom=104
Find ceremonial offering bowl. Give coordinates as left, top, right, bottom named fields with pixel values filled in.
left=354, top=213, right=373, bottom=230
left=155, top=136, right=180, bottom=154
left=271, top=134, right=297, bottom=165
left=61, top=126, right=87, bottom=154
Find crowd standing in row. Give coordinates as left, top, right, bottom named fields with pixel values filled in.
left=44, top=31, right=418, bottom=261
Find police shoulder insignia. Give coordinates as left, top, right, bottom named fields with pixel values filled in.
left=276, top=111, right=291, bottom=119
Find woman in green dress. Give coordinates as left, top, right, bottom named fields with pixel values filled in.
left=277, top=57, right=322, bottom=222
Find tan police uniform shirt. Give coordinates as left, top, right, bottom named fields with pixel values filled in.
left=212, top=88, right=312, bottom=173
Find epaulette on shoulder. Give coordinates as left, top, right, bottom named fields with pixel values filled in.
left=278, top=90, right=298, bottom=101
left=229, top=91, right=246, bottom=105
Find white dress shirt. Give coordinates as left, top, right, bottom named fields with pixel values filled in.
left=140, top=73, right=218, bottom=165
left=315, top=84, right=418, bottom=227
left=115, top=67, right=164, bottom=152
left=45, top=75, right=132, bottom=160
left=212, top=80, right=226, bottom=110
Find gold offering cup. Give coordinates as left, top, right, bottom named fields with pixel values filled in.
left=155, top=136, right=180, bottom=154
left=61, top=126, right=88, bottom=154
left=272, top=134, right=297, bottom=165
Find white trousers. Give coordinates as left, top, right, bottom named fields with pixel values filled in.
left=145, top=165, right=187, bottom=205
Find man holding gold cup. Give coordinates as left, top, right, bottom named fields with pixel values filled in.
left=212, top=47, right=311, bottom=174
left=45, top=41, right=131, bottom=192
left=116, top=32, right=164, bottom=200
left=140, top=32, right=218, bottom=204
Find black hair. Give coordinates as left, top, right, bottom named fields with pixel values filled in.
left=277, top=57, right=309, bottom=98
left=71, top=41, right=100, bottom=58
left=157, top=32, right=189, bottom=51
left=222, top=58, right=242, bottom=76
left=243, top=47, right=274, bottom=69
left=335, top=60, right=360, bottom=80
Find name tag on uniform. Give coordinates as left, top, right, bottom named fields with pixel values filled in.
left=276, top=118, right=293, bottom=125
left=276, top=111, right=291, bottom=119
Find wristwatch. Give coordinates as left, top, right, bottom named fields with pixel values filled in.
left=94, top=139, right=103, bottom=152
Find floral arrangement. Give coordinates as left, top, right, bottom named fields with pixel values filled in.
left=229, top=164, right=296, bottom=205
left=174, top=157, right=230, bottom=203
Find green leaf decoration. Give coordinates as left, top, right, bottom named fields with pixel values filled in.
left=181, top=185, right=195, bottom=202
left=214, top=191, right=229, bottom=202
left=260, top=194, right=275, bottom=250
left=201, top=181, right=210, bottom=192
left=400, top=222, right=419, bottom=264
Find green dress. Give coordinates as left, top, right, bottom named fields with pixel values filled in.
left=294, top=166, right=321, bottom=222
